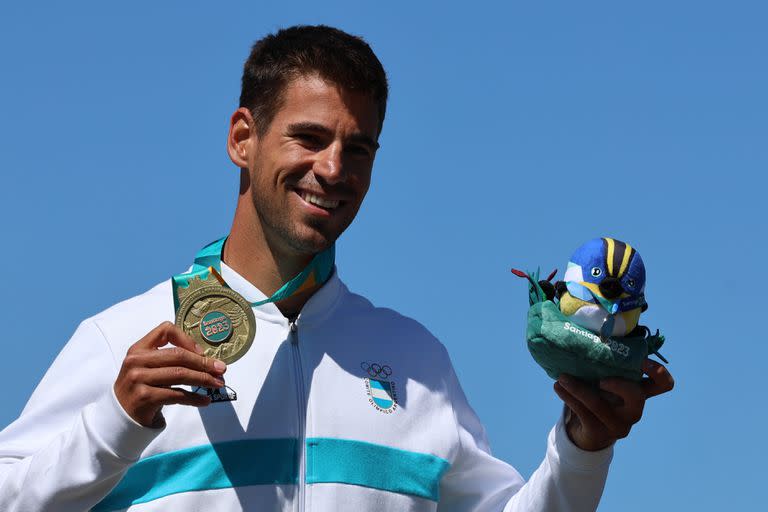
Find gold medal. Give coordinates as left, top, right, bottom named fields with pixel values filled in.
left=174, top=271, right=256, bottom=364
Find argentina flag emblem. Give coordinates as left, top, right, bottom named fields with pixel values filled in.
left=361, top=362, right=398, bottom=414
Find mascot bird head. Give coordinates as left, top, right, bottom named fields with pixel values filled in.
left=557, top=237, right=647, bottom=337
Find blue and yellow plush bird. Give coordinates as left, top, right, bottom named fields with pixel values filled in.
left=556, top=237, right=648, bottom=338
left=511, top=237, right=666, bottom=380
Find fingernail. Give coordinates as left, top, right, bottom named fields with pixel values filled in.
left=559, top=374, right=573, bottom=386
left=194, top=344, right=204, bottom=355
left=214, top=378, right=225, bottom=387
left=214, top=360, right=227, bottom=372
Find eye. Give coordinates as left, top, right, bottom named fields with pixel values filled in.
left=345, top=144, right=372, bottom=158
left=627, top=278, right=636, bottom=288
left=294, top=133, right=325, bottom=150
left=591, top=267, right=602, bottom=277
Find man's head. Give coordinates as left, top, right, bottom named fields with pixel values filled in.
left=239, top=25, right=388, bottom=137
left=227, top=26, right=388, bottom=259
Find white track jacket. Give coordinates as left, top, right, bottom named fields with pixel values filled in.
left=0, top=264, right=613, bottom=511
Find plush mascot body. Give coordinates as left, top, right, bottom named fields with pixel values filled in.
left=559, top=237, right=647, bottom=338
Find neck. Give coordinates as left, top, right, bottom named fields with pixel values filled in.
left=224, top=198, right=321, bottom=318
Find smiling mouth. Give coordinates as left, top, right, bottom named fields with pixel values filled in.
left=298, top=190, right=341, bottom=210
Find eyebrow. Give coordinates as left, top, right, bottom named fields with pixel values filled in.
left=286, top=122, right=380, bottom=151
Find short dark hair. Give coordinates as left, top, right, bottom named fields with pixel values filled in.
left=240, top=25, right=388, bottom=135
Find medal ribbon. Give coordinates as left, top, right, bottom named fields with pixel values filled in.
left=171, top=237, right=335, bottom=310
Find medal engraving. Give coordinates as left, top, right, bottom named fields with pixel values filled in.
left=200, top=311, right=234, bottom=344
left=175, top=275, right=256, bottom=364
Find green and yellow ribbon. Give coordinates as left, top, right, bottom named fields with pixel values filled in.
left=172, top=237, right=335, bottom=311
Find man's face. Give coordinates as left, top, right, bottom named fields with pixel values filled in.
left=245, top=75, right=380, bottom=256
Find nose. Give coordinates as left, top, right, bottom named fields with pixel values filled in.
left=313, top=143, right=346, bottom=185
left=598, top=277, right=623, bottom=300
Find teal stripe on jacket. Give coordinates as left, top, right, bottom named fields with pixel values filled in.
left=93, top=438, right=297, bottom=512
left=93, top=437, right=450, bottom=510
left=305, top=437, right=451, bottom=502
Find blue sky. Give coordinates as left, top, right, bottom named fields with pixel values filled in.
left=1, top=2, right=765, bottom=509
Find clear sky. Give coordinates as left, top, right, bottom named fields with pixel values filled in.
left=1, top=1, right=765, bottom=510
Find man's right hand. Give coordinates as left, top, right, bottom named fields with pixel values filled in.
left=114, top=321, right=227, bottom=428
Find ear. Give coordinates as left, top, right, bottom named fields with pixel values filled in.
left=227, top=107, right=256, bottom=168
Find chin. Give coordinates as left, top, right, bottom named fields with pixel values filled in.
left=284, top=229, right=338, bottom=255
left=296, top=219, right=349, bottom=251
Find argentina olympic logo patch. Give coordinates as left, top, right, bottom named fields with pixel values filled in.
left=361, top=362, right=398, bottom=414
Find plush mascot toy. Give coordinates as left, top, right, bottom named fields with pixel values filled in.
left=512, top=237, right=667, bottom=382
left=558, top=237, right=647, bottom=339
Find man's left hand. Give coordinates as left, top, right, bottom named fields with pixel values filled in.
left=553, top=359, right=674, bottom=451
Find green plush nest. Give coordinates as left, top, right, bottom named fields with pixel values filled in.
left=527, top=300, right=664, bottom=382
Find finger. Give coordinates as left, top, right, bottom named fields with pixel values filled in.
left=558, top=376, right=629, bottom=437
left=154, top=322, right=202, bottom=353
left=598, top=378, right=645, bottom=408
left=598, top=379, right=644, bottom=425
left=134, top=321, right=203, bottom=355
left=140, top=367, right=226, bottom=389
left=641, top=359, right=675, bottom=398
left=139, top=346, right=227, bottom=375
left=553, top=381, right=603, bottom=432
left=597, top=389, right=624, bottom=408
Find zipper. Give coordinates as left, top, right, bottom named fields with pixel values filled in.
left=289, top=318, right=307, bottom=512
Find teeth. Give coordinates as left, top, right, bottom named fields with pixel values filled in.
left=302, top=192, right=339, bottom=209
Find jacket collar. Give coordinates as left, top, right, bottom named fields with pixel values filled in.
left=219, top=261, right=344, bottom=328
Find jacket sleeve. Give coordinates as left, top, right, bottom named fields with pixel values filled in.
left=437, top=357, right=613, bottom=512
left=0, top=320, right=161, bottom=512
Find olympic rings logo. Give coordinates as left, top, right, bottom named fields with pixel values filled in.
left=361, top=361, right=392, bottom=379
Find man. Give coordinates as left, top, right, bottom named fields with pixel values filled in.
left=0, top=25, right=672, bottom=511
